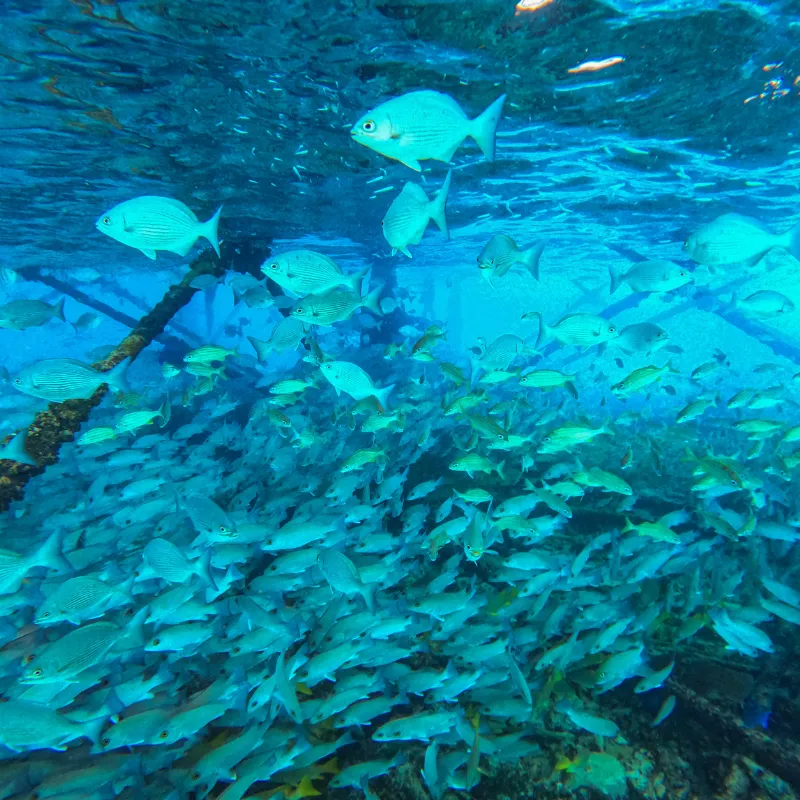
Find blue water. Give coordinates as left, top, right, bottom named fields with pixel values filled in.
left=1, top=0, right=800, bottom=797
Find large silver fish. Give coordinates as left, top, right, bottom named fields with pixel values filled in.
left=351, top=90, right=506, bottom=171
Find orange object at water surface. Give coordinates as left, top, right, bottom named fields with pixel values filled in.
left=568, top=56, right=625, bottom=74
left=514, top=0, right=554, bottom=14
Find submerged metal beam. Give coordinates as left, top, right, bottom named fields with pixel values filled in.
left=0, top=238, right=271, bottom=512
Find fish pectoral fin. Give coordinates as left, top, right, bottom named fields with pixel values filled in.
left=399, top=156, right=422, bottom=172
left=399, top=246, right=412, bottom=258
left=173, top=240, right=195, bottom=257
left=140, top=248, right=157, bottom=260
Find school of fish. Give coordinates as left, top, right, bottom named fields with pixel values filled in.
left=1, top=86, right=800, bottom=800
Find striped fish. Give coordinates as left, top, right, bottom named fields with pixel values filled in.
left=292, top=285, right=383, bottom=326
left=95, top=196, right=221, bottom=260
left=382, top=171, right=451, bottom=258
left=263, top=249, right=368, bottom=295
left=12, top=357, right=130, bottom=402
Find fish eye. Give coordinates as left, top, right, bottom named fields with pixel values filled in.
left=497, top=433, right=505, bottom=440
left=414, top=601, right=421, bottom=608
left=159, top=730, right=169, bottom=739
left=266, top=538, right=273, bottom=545
left=296, top=308, right=303, bottom=314
left=32, top=668, right=43, bottom=677
left=608, top=326, right=617, bottom=333
left=41, top=611, right=50, bottom=618
left=219, top=525, right=227, bottom=532
left=233, top=647, right=241, bottom=654
left=102, top=737, right=111, bottom=747
left=680, top=271, right=686, bottom=277
left=362, top=120, right=376, bottom=132
left=152, top=638, right=161, bottom=646
left=269, top=262, right=279, bottom=270
left=730, top=479, right=737, bottom=486
left=299, top=669, right=309, bottom=678
left=192, top=772, right=201, bottom=781
left=102, top=216, right=111, bottom=225
left=13, top=378, right=21, bottom=385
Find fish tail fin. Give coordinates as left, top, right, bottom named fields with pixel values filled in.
left=348, top=265, right=370, bottom=294
left=790, top=221, right=800, bottom=263
left=361, top=583, right=376, bottom=614
left=532, top=312, right=552, bottom=350
left=622, top=516, right=635, bottom=534
left=428, top=170, right=452, bottom=238
left=729, top=290, right=738, bottom=310
left=666, top=357, right=679, bottom=375
left=33, top=529, right=72, bottom=575
left=608, top=263, right=622, bottom=295
left=375, top=383, right=395, bottom=410
left=202, top=205, right=223, bottom=257
left=1, top=431, right=36, bottom=466
left=247, top=335, right=271, bottom=363
left=196, top=548, right=218, bottom=591
left=53, top=297, right=67, bottom=322
left=105, top=357, right=131, bottom=394
left=470, top=93, right=507, bottom=161
left=496, top=459, right=506, bottom=481
left=79, top=714, right=113, bottom=747
left=521, top=240, right=546, bottom=281
left=363, top=283, right=384, bottom=316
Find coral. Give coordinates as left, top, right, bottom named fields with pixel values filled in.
left=566, top=752, right=628, bottom=799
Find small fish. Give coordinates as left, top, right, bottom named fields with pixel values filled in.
left=382, top=171, right=451, bottom=258
left=651, top=695, right=676, bottom=727
left=72, top=312, right=102, bottom=332
left=351, top=90, right=507, bottom=171
left=478, top=235, right=546, bottom=284
left=519, top=370, right=576, bottom=391
left=96, top=196, right=222, bottom=260
left=614, top=322, right=670, bottom=356
left=612, top=361, right=677, bottom=397
left=538, top=422, right=611, bottom=454
left=683, top=212, right=800, bottom=267
left=22, top=621, right=121, bottom=683
left=730, top=290, right=794, bottom=318
left=0, top=298, right=66, bottom=331
left=449, top=453, right=505, bottom=480
left=292, top=285, right=383, bottom=326
left=320, top=360, right=394, bottom=408
left=608, top=259, right=691, bottom=294
left=317, top=549, right=375, bottom=611
left=676, top=395, right=716, bottom=424
left=0, top=700, right=106, bottom=751
left=248, top=316, right=307, bottom=360
left=527, top=312, right=618, bottom=351
left=12, top=358, right=130, bottom=402
left=263, top=250, right=368, bottom=296
left=623, top=515, right=680, bottom=544
left=184, top=345, right=237, bottom=364
left=162, top=362, right=181, bottom=380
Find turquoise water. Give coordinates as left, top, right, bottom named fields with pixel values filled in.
left=1, top=1, right=800, bottom=798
